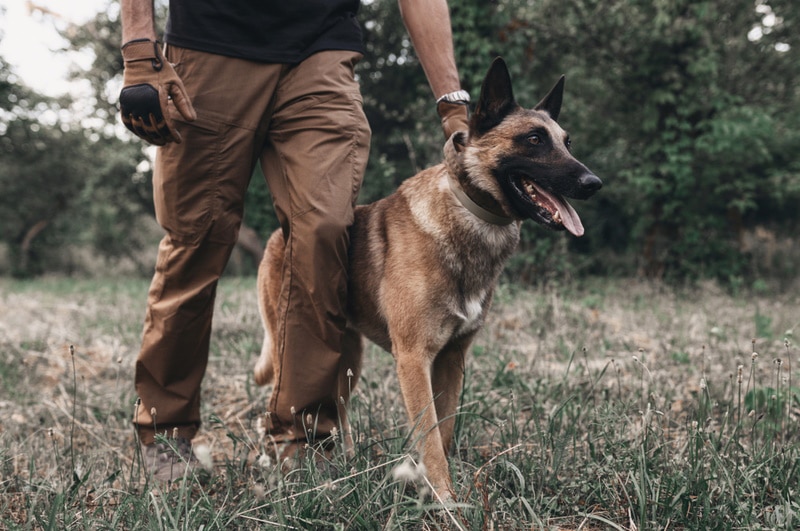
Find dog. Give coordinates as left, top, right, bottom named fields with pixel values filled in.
left=254, top=57, right=601, bottom=501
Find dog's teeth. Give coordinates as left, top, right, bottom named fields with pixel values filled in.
left=553, top=211, right=562, bottom=223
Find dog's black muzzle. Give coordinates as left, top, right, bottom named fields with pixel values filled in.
left=574, top=171, right=602, bottom=200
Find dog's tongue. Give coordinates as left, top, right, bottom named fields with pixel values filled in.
left=534, top=185, right=585, bottom=237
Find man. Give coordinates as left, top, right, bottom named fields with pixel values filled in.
left=119, top=0, right=469, bottom=480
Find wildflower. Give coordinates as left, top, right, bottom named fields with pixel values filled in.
left=172, top=427, right=179, bottom=439
left=751, top=352, right=759, bottom=362
left=290, top=406, right=297, bottom=416
left=346, top=368, right=354, bottom=378
left=737, top=365, right=743, bottom=384
left=306, top=413, right=313, bottom=427
left=699, top=377, right=707, bottom=390
left=150, top=407, right=157, bottom=417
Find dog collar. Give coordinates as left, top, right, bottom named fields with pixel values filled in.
left=444, top=135, right=515, bottom=226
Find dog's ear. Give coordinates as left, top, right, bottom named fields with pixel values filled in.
left=470, top=57, right=518, bottom=137
left=534, top=76, right=565, bottom=122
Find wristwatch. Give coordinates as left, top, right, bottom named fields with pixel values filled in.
left=436, top=90, right=471, bottom=105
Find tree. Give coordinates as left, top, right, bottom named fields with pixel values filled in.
left=493, top=0, right=800, bottom=282
left=0, top=10, right=147, bottom=277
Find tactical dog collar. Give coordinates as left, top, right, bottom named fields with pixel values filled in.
left=444, top=134, right=515, bottom=226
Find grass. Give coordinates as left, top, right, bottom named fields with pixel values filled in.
left=0, top=275, right=798, bottom=530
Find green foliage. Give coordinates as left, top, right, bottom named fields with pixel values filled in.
left=2, top=0, right=800, bottom=282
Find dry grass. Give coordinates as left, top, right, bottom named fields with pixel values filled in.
left=0, top=275, right=798, bottom=529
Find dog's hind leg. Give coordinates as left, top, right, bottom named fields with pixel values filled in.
left=254, top=230, right=284, bottom=386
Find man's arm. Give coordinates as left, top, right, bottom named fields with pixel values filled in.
left=397, top=0, right=461, bottom=98
left=121, top=0, right=158, bottom=43
left=398, top=0, right=469, bottom=138
left=118, top=0, right=196, bottom=145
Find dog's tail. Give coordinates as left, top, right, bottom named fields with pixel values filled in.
left=254, top=230, right=284, bottom=386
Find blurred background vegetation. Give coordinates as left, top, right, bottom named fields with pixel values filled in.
left=1, top=0, right=798, bottom=287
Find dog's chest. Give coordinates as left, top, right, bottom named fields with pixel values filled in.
left=452, top=293, right=487, bottom=336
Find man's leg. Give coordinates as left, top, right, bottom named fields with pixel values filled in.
left=260, top=50, right=371, bottom=443
left=134, top=46, right=281, bottom=445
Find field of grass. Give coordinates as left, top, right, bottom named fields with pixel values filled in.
left=0, top=276, right=798, bottom=530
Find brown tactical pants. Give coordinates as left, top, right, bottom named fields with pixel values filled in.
left=134, top=47, right=371, bottom=445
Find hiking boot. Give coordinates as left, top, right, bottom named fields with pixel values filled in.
left=142, top=437, right=197, bottom=482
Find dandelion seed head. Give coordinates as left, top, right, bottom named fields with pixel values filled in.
left=150, top=407, right=157, bottom=417
left=290, top=406, right=297, bottom=416
left=172, top=427, right=178, bottom=439
left=751, top=352, right=759, bottom=362
left=256, top=454, right=272, bottom=469
left=346, top=368, right=354, bottom=377
left=251, top=483, right=266, bottom=499
left=305, top=413, right=313, bottom=426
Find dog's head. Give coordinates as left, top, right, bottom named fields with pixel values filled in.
left=464, top=57, right=602, bottom=236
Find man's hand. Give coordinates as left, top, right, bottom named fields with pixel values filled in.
left=119, top=39, right=196, bottom=146
left=437, top=101, right=469, bottom=140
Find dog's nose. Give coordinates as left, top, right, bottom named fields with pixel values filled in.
left=579, top=172, right=602, bottom=194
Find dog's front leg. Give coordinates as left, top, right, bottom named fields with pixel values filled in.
left=396, top=352, right=455, bottom=501
left=431, top=335, right=471, bottom=456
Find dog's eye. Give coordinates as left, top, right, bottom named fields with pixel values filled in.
left=528, top=134, right=542, bottom=145
left=565, top=137, right=572, bottom=149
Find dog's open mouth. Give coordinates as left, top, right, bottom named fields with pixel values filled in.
left=514, top=177, right=585, bottom=237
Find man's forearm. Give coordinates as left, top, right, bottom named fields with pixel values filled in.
left=121, top=0, right=158, bottom=43
left=398, top=0, right=462, bottom=98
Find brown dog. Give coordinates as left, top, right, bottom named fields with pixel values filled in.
left=255, top=57, right=601, bottom=500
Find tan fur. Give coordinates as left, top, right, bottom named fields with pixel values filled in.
left=254, top=58, right=600, bottom=501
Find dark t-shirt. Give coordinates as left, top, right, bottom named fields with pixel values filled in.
left=165, top=0, right=364, bottom=64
